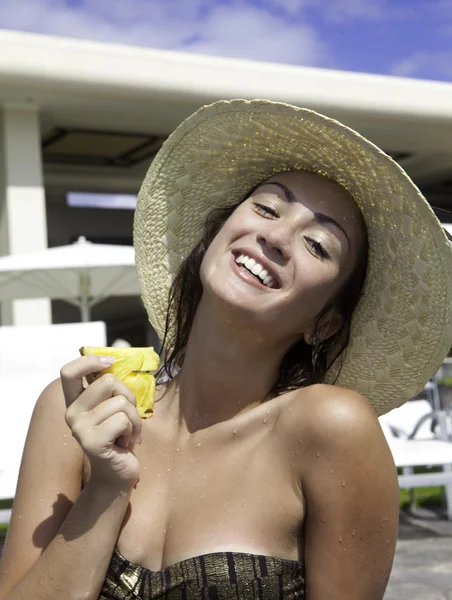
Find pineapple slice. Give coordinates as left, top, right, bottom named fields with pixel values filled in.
left=79, top=346, right=160, bottom=419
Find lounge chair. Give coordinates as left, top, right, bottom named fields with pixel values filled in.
left=379, top=421, right=452, bottom=520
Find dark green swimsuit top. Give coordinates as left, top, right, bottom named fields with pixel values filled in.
left=99, top=545, right=305, bottom=599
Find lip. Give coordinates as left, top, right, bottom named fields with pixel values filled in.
left=231, top=249, right=282, bottom=290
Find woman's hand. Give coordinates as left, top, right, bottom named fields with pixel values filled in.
left=61, top=355, right=142, bottom=491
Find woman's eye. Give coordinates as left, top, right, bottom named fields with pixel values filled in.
left=253, top=202, right=279, bottom=218
left=305, top=237, right=330, bottom=260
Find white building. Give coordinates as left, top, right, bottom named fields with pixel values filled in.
left=1, top=30, right=452, bottom=345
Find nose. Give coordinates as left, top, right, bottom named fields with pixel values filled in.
left=257, top=225, right=291, bottom=262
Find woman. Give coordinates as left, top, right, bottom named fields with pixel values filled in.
left=1, top=100, right=451, bottom=600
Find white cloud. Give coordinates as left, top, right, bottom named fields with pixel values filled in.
left=181, top=3, right=330, bottom=66
left=0, top=0, right=331, bottom=67
left=392, top=51, right=452, bottom=80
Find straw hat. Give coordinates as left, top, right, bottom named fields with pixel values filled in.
left=134, top=99, right=452, bottom=416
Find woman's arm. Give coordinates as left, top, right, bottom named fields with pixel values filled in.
left=295, top=386, right=399, bottom=600
left=0, top=361, right=140, bottom=600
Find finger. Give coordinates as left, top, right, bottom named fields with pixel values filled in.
left=98, top=412, right=134, bottom=447
left=61, top=355, right=116, bottom=408
left=77, top=374, right=137, bottom=413
left=89, top=395, right=142, bottom=444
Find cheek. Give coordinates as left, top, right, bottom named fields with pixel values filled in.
left=292, top=260, right=343, bottom=308
left=199, top=226, right=232, bottom=285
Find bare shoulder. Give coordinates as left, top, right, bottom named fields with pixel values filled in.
left=0, top=378, right=84, bottom=595
left=279, top=383, right=391, bottom=462
left=277, top=385, right=400, bottom=599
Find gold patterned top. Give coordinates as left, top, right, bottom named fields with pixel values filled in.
left=99, top=545, right=305, bottom=599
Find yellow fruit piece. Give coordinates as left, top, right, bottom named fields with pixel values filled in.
left=79, top=346, right=160, bottom=419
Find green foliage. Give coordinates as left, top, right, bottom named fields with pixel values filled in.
left=399, top=487, right=443, bottom=509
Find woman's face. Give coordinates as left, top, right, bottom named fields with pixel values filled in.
left=200, top=170, right=366, bottom=345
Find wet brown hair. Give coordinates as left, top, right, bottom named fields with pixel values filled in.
left=158, top=185, right=368, bottom=395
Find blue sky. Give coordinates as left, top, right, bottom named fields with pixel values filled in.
left=1, top=0, right=452, bottom=81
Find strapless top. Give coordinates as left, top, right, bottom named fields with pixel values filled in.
left=99, top=545, right=305, bottom=599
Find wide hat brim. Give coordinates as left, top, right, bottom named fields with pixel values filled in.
left=134, top=99, right=452, bottom=416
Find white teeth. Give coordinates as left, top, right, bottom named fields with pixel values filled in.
left=234, top=253, right=276, bottom=288
left=251, top=263, right=263, bottom=276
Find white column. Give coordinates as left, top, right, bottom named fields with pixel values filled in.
left=0, top=104, right=51, bottom=325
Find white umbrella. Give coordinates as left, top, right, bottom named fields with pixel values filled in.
left=0, top=236, right=140, bottom=321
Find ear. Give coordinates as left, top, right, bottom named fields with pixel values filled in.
left=303, top=307, right=343, bottom=345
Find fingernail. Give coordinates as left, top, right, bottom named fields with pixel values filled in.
left=99, top=356, right=116, bottom=365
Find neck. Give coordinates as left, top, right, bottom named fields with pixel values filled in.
left=161, top=295, right=295, bottom=432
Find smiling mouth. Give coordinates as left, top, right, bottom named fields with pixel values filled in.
left=233, top=252, right=279, bottom=289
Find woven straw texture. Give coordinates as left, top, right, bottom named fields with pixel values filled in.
left=134, top=99, right=452, bottom=416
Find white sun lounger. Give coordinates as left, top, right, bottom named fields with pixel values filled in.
left=380, top=399, right=436, bottom=440
left=379, top=421, right=452, bottom=520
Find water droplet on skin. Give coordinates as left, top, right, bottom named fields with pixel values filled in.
left=294, top=451, right=299, bottom=456
left=342, top=481, right=346, bottom=487
left=233, top=428, right=237, bottom=435
left=157, top=492, right=161, bottom=497
left=200, top=495, right=204, bottom=499
left=330, top=469, right=334, bottom=474
left=143, top=466, right=147, bottom=470
left=158, top=513, right=163, bottom=518
left=236, top=400, right=241, bottom=406
left=163, top=528, right=167, bottom=533
left=263, top=419, right=267, bottom=424
left=298, top=439, right=302, bottom=444
left=195, top=411, right=199, bottom=418
left=352, top=530, right=356, bottom=537
left=316, top=452, right=320, bottom=458
left=266, top=409, right=270, bottom=415
left=321, top=518, right=326, bottom=523
left=175, top=447, right=180, bottom=452
left=186, top=435, right=190, bottom=441
left=166, top=468, right=170, bottom=472
left=203, top=413, right=208, bottom=418
left=338, top=537, right=343, bottom=543
left=196, top=442, right=202, bottom=448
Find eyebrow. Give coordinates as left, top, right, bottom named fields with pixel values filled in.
left=265, top=181, right=351, bottom=250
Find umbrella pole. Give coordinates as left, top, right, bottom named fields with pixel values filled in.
left=80, top=298, right=91, bottom=322
left=79, top=271, right=91, bottom=322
